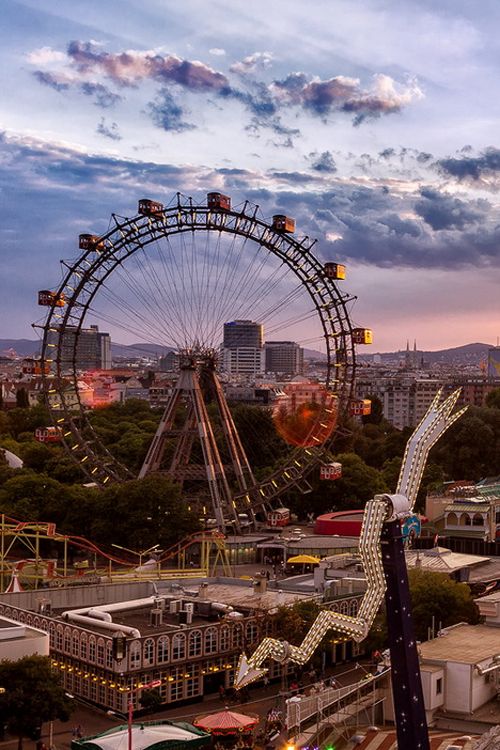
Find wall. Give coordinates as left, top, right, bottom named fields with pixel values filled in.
left=445, top=662, right=471, bottom=713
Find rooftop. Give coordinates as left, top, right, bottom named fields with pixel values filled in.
left=418, top=624, right=500, bottom=664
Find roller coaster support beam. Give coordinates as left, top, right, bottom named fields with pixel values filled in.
left=382, top=520, right=429, bottom=750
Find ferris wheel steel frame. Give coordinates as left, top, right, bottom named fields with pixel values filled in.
left=39, top=194, right=358, bottom=519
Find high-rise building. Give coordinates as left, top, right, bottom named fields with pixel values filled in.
left=222, top=320, right=264, bottom=378
left=264, top=341, right=304, bottom=376
left=223, top=320, right=263, bottom=349
left=55, top=325, right=111, bottom=371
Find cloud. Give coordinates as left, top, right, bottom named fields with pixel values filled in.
left=271, top=71, right=423, bottom=123
left=80, top=82, right=122, bottom=108
left=96, top=118, right=121, bottom=141
left=27, top=47, right=66, bottom=65
left=209, top=48, right=226, bottom=56
left=67, top=41, right=230, bottom=92
left=436, top=147, right=500, bottom=184
left=32, top=70, right=71, bottom=92
left=29, top=41, right=422, bottom=136
left=146, top=90, right=195, bottom=132
left=309, top=151, right=337, bottom=173
left=414, top=187, right=485, bottom=230
left=230, top=52, right=273, bottom=75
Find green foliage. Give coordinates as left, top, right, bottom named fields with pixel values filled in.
left=361, top=394, right=384, bottom=425
left=0, top=655, right=73, bottom=750
left=485, top=388, right=500, bottom=409
left=408, top=568, right=480, bottom=641
left=15, top=389, right=29, bottom=409
left=90, top=474, right=200, bottom=550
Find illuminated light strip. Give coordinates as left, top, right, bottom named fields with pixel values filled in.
left=234, top=392, right=466, bottom=691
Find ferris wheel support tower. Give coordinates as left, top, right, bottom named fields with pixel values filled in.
left=138, top=350, right=258, bottom=531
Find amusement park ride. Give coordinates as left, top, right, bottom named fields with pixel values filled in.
left=235, top=389, right=466, bottom=750
left=35, top=191, right=371, bottom=531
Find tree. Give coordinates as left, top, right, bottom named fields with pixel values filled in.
left=408, top=568, right=480, bottom=641
left=15, top=389, right=29, bottom=410
left=362, top=394, right=384, bottom=425
left=486, top=388, right=500, bottom=410
left=0, top=655, right=73, bottom=750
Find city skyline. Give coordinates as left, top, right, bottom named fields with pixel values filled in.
left=1, top=1, right=500, bottom=351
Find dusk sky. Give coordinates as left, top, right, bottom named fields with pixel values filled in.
left=2, top=0, right=500, bottom=351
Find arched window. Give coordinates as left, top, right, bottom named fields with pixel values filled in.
left=232, top=624, right=243, bottom=649
left=340, top=600, right=349, bottom=615
left=96, top=638, right=105, bottom=665
left=157, top=636, right=169, bottom=664
left=204, top=627, right=218, bottom=654
left=349, top=599, right=358, bottom=617
left=64, top=628, right=71, bottom=653
left=88, top=636, right=96, bottom=663
left=106, top=641, right=113, bottom=669
left=172, top=633, right=186, bottom=661
left=80, top=633, right=87, bottom=660
left=447, top=512, right=458, bottom=526
left=245, top=622, right=258, bottom=645
left=473, top=513, right=484, bottom=526
left=188, top=630, right=202, bottom=658
left=129, top=641, right=141, bottom=670
left=49, top=622, right=56, bottom=649
left=72, top=630, right=79, bottom=657
left=143, top=639, right=154, bottom=666
left=56, top=625, right=63, bottom=651
left=220, top=626, right=230, bottom=652
left=459, top=513, right=470, bottom=526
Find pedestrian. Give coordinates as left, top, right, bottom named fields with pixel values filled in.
left=272, top=564, right=277, bottom=575
left=263, top=674, right=269, bottom=689
left=219, top=684, right=226, bottom=701
left=76, top=725, right=83, bottom=739
left=266, top=569, right=270, bottom=581
left=72, top=727, right=78, bottom=740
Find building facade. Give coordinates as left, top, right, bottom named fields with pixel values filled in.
left=264, top=341, right=304, bottom=376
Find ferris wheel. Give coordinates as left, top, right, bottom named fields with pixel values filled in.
left=37, top=192, right=369, bottom=530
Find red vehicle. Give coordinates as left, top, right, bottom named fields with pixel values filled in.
left=207, top=192, right=231, bottom=211
left=34, top=426, right=62, bottom=443
left=79, top=233, right=105, bottom=250
left=138, top=198, right=164, bottom=215
left=272, top=214, right=295, bottom=233
left=267, top=507, right=290, bottom=527
left=320, top=462, right=342, bottom=480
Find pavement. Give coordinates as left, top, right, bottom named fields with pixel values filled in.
left=0, top=661, right=374, bottom=750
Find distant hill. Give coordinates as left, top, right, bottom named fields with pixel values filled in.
left=360, top=342, right=493, bottom=366
left=0, top=339, right=495, bottom=366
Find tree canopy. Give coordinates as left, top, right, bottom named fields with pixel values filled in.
left=0, top=655, right=73, bottom=750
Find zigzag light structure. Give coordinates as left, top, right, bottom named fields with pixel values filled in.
left=234, top=389, right=466, bottom=689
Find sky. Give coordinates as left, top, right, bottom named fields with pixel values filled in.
left=1, top=0, right=500, bottom=351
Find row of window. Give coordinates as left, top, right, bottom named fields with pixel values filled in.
left=0, top=604, right=262, bottom=671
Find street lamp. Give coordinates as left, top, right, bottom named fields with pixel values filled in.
left=126, top=680, right=161, bottom=750
left=111, top=544, right=160, bottom=571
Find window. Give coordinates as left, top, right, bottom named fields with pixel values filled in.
left=64, top=629, right=71, bottom=653
left=106, top=641, right=113, bottom=669
left=436, top=678, right=442, bottom=695
left=129, top=641, right=141, bottom=670
left=49, top=623, right=56, bottom=649
left=220, top=626, right=230, bottom=652
left=157, top=636, right=169, bottom=664
left=88, top=637, right=96, bottom=663
left=144, top=639, right=155, bottom=666
left=232, top=625, right=243, bottom=649
left=172, top=633, right=186, bottom=661
left=245, top=622, right=258, bottom=645
left=72, top=631, right=79, bottom=657
left=205, top=627, right=218, bottom=655
left=169, top=667, right=184, bottom=702
left=185, top=665, right=201, bottom=698
left=97, top=638, right=105, bottom=666
left=80, top=634, right=87, bottom=660
left=189, top=630, right=202, bottom=658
